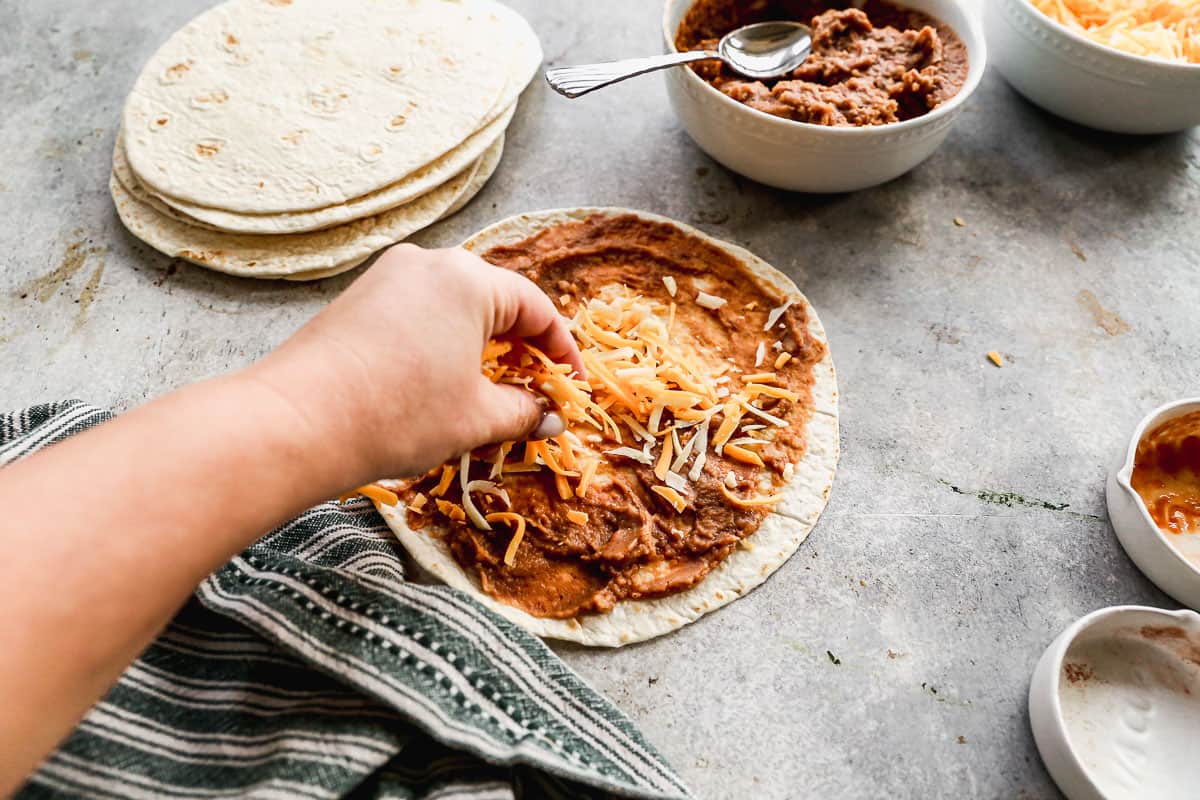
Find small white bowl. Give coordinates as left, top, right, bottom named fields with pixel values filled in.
left=1107, top=398, right=1200, bottom=611
left=660, top=0, right=987, bottom=193
left=1030, top=605, right=1200, bottom=800
left=985, top=0, right=1200, bottom=134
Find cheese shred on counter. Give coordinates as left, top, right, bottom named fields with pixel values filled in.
left=1032, top=0, right=1200, bottom=62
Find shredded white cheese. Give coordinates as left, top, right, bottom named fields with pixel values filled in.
left=696, top=291, right=728, bottom=310
left=740, top=400, right=788, bottom=427
left=664, top=471, right=689, bottom=493
left=764, top=300, right=794, bottom=331
left=604, top=447, right=655, bottom=465
left=688, top=419, right=710, bottom=482
left=663, top=275, right=678, bottom=297
left=460, top=453, right=492, bottom=530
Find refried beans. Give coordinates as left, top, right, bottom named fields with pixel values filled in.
left=676, top=0, right=970, bottom=126
left=397, top=215, right=825, bottom=619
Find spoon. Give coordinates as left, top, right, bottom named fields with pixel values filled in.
left=545, top=21, right=813, bottom=99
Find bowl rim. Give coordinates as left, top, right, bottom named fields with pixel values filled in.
left=1014, top=0, right=1200, bottom=75
left=1114, top=397, right=1200, bottom=585
left=1034, top=604, right=1200, bottom=796
left=660, top=0, right=989, bottom=136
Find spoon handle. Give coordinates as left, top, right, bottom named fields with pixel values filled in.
left=545, top=51, right=720, bottom=99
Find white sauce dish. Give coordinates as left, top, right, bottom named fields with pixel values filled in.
left=1107, top=398, right=1200, bottom=612
left=1030, top=605, right=1200, bottom=800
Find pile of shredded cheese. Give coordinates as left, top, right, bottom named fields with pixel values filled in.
left=356, top=281, right=802, bottom=566
left=1032, top=0, right=1200, bottom=63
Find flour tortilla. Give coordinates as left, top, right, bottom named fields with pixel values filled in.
left=278, top=135, right=505, bottom=281
left=141, top=103, right=516, bottom=234
left=122, top=0, right=539, bottom=214
left=377, top=208, right=840, bottom=647
left=111, top=136, right=502, bottom=280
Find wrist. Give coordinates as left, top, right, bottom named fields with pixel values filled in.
left=226, top=362, right=381, bottom=497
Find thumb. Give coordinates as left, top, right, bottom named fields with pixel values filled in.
left=475, top=380, right=566, bottom=445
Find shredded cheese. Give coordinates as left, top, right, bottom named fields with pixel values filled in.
left=408, top=281, right=807, bottom=569
left=460, top=453, right=491, bottom=530
left=724, top=443, right=766, bottom=467
left=664, top=471, right=689, bottom=493
left=719, top=483, right=785, bottom=509
left=605, top=446, right=655, bottom=465
left=687, top=418, right=710, bottom=482
left=740, top=399, right=788, bottom=428
left=555, top=472, right=573, bottom=501
left=435, top=499, right=466, bottom=522
left=764, top=299, right=794, bottom=331
left=487, top=512, right=528, bottom=566
left=576, top=458, right=599, bottom=498
left=1032, top=0, right=1200, bottom=63
left=430, top=464, right=457, bottom=498
left=744, top=384, right=800, bottom=402
left=409, top=492, right=429, bottom=513
left=655, top=431, right=674, bottom=481
left=652, top=485, right=687, bottom=512
left=357, top=483, right=399, bottom=506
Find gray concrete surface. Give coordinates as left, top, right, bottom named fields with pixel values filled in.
left=3, top=1, right=1199, bottom=798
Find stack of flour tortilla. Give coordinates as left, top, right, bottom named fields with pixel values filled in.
left=110, top=0, right=540, bottom=281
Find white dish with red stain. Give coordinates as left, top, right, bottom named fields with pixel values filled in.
left=1107, top=398, right=1200, bottom=612
left=1029, top=605, right=1200, bottom=800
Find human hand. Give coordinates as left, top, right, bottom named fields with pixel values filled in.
left=248, top=244, right=584, bottom=486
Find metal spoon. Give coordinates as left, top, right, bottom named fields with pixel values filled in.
left=545, top=21, right=813, bottom=99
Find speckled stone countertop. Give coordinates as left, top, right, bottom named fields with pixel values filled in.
left=2, top=1, right=1198, bottom=797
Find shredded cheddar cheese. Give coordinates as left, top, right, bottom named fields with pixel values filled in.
left=435, top=499, right=466, bottom=522
left=720, top=484, right=785, bottom=508
left=392, top=282, right=806, bottom=568
left=487, top=512, right=528, bottom=566
left=430, top=464, right=456, bottom=497
left=356, top=484, right=399, bottom=506
left=723, top=443, right=766, bottom=467
left=576, top=458, right=599, bottom=498
left=1032, top=0, right=1200, bottom=63
left=651, top=485, right=688, bottom=512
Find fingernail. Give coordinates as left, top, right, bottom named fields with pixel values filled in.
left=532, top=411, right=565, bottom=440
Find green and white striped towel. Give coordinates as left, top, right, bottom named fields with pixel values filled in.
left=4, top=401, right=692, bottom=800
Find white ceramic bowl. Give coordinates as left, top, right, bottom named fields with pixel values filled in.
left=660, top=0, right=987, bottom=193
left=1029, top=605, right=1200, bottom=800
left=985, top=0, right=1200, bottom=134
left=1107, top=398, right=1200, bottom=611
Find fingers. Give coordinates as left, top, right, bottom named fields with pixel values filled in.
left=473, top=379, right=565, bottom=446
left=482, top=261, right=587, bottom=378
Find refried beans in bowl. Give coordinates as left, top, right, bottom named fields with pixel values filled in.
left=675, top=0, right=970, bottom=126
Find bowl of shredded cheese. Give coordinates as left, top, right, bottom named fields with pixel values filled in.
left=985, top=0, right=1200, bottom=133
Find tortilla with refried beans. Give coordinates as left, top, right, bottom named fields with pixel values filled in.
left=375, top=208, right=839, bottom=647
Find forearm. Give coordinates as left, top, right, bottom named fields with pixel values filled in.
left=0, top=368, right=364, bottom=792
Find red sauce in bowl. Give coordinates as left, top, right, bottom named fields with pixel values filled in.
left=1131, top=410, right=1200, bottom=536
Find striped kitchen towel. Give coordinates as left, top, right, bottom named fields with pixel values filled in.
left=5, top=401, right=691, bottom=800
